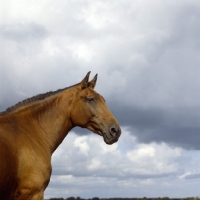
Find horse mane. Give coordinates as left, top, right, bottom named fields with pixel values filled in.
left=0, top=84, right=77, bottom=115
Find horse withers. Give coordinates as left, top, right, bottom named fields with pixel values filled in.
left=0, top=72, right=121, bottom=200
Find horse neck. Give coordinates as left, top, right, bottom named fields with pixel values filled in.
left=17, top=90, right=75, bottom=155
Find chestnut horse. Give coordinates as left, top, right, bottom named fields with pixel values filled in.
left=0, top=72, right=121, bottom=200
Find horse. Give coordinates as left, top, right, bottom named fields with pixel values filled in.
left=0, top=72, right=121, bottom=200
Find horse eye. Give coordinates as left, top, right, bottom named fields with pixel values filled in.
left=86, top=97, right=95, bottom=103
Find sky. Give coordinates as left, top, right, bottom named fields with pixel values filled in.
left=1, top=0, right=200, bottom=198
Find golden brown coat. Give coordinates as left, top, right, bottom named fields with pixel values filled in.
left=0, top=72, right=121, bottom=200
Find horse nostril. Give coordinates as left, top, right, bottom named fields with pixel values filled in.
left=110, top=126, right=118, bottom=137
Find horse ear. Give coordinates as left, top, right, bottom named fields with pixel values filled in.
left=80, top=71, right=91, bottom=89
left=88, top=74, right=98, bottom=89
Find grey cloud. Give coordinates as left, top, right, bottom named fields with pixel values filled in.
left=52, top=167, right=177, bottom=180
left=184, top=173, right=200, bottom=180
left=108, top=103, right=200, bottom=150
left=0, top=22, right=48, bottom=41
left=171, top=4, right=200, bottom=46
left=1, top=1, right=200, bottom=198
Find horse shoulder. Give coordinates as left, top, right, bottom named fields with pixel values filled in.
left=0, top=118, right=51, bottom=200
left=0, top=127, right=18, bottom=199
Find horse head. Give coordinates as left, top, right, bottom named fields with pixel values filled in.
left=71, top=72, right=121, bottom=145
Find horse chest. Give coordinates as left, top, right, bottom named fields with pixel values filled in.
left=13, top=148, right=52, bottom=199
left=17, top=145, right=52, bottom=180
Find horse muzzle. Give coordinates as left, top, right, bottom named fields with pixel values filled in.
left=102, top=125, right=121, bottom=145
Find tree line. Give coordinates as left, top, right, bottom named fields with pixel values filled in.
left=48, top=197, right=200, bottom=200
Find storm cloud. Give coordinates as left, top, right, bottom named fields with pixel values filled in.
left=1, top=0, right=200, bottom=198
